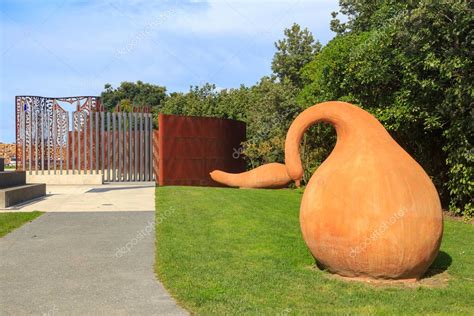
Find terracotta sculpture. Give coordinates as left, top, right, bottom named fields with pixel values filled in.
left=210, top=163, right=292, bottom=188
left=211, top=101, right=443, bottom=281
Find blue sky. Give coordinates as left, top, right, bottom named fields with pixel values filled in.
left=0, top=0, right=339, bottom=143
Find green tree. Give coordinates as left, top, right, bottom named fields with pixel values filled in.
left=242, top=77, right=300, bottom=168
left=101, top=81, right=167, bottom=112
left=160, top=83, right=219, bottom=117
left=330, top=0, right=411, bottom=34
left=160, top=83, right=251, bottom=121
left=271, top=23, right=322, bottom=89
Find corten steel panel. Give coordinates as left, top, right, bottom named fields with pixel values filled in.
left=157, top=114, right=246, bottom=186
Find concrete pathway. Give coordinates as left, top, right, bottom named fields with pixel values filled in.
left=1, top=184, right=155, bottom=212
left=0, top=185, right=188, bottom=315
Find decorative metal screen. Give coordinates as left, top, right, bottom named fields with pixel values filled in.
left=15, top=96, right=154, bottom=182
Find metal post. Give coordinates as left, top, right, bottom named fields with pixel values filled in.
left=78, top=113, right=82, bottom=175
left=149, top=114, right=153, bottom=181
left=34, top=107, right=38, bottom=175
left=46, top=105, right=50, bottom=175
left=32, top=107, right=34, bottom=174
left=95, top=112, right=99, bottom=174
left=123, top=112, right=127, bottom=181
left=41, top=103, right=44, bottom=175
left=128, top=112, right=132, bottom=181
left=52, top=107, right=57, bottom=174
left=83, top=112, right=87, bottom=174
left=72, top=113, right=75, bottom=174
left=65, top=112, right=69, bottom=175
left=106, top=112, right=111, bottom=182
left=134, top=113, right=138, bottom=181
left=139, top=113, right=144, bottom=181
left=144, top=114, right=149, bottom=181
left=21, top=107, right=26, bottom=172
left=118, top=113, right=122, bottom=182
left=90, top=110, right=93, bottom=174
left=28, top=105, right=32, bottom=174
left=59, top=111, right=62, bottom=175
left=101, top=112, right=105, bottom=180
left=112, top=113, right=116, bottom=182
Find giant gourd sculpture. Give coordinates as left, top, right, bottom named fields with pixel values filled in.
left=211, top=101, right=443, bottom=281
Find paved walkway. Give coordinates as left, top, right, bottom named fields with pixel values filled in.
left=2, top=184, right=155, bottom=212
left=0, top=185, right=187, bottom=315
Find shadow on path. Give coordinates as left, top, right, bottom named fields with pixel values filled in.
left=86, top=185, right=153, bottom=193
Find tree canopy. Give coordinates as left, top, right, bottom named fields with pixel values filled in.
left=101, top=81, right=167, bottom=113
left=271, top=23, right=321, bottom=88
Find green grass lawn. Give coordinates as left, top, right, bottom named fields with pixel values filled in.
left=0, top=211, right=43, bottom=237
left=155, top=186, right=474, bottom=315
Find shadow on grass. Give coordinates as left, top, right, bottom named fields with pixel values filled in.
left=315, top=250, right=453, bottom=287
left=424, top=250, right=452, bottom=278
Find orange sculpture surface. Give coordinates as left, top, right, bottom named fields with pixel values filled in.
left=210, top=163, right=292, bottom=188
left=211, top=101, right=443, bottom=281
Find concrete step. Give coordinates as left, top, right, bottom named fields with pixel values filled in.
left=0, top=171, right=26, bottom=188
left=0, top=183, right=46, bottom=208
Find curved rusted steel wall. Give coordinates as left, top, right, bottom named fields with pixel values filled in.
left=157, top=113, right=246, bottom=186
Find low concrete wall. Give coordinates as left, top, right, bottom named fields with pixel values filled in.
left=1, top=183, right=46, bottom=208
left=26, top=171, right=103, bottom=185
left=0, top=171, right=26, bottom=188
